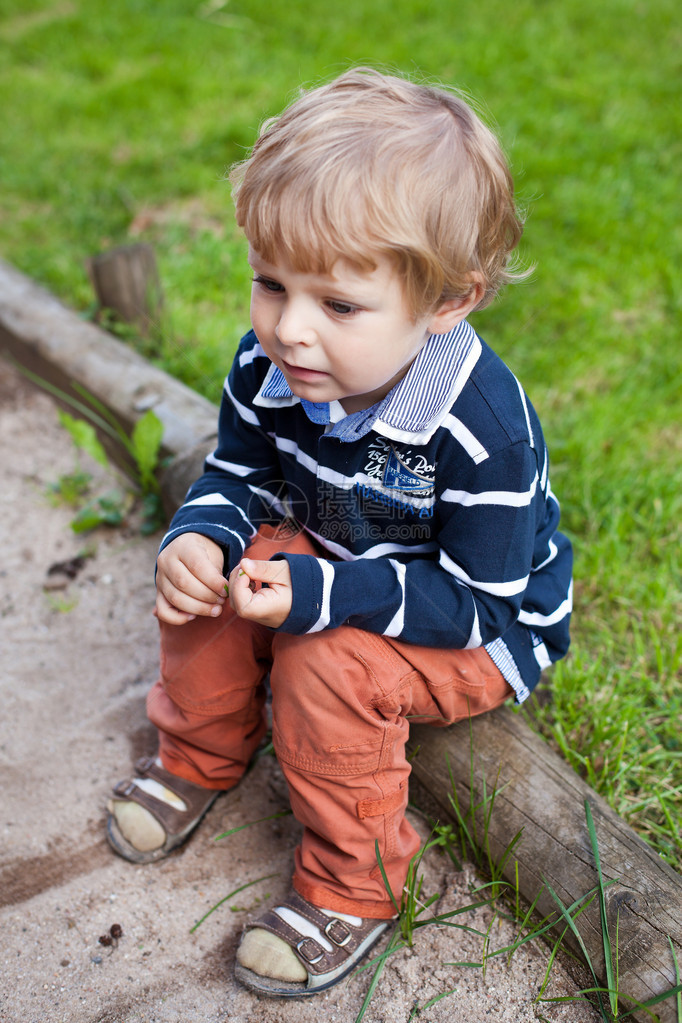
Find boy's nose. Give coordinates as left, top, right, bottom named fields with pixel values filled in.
left=275, top=301, right=316, bottom=346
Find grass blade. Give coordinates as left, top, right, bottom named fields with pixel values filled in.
left=214, top=809, right=292, bottom=840
left=615, top=980, right=682, bottom=1019
left=543, top=877, right=607, bottom=1019
left=669, top=936, right=682, bottom=1020
left=584, top=798, right=618, bottom=1017
left=354, top=925, right=401, bottom=1023
left=545, top=983, right=682, bottom=1021
left=374, top=839, right=401, bottom=915
left=15, top=362, right=124, bottom=444
left=189, top=873, right=278, bottom=933
left=410, top=986, right=461, bottom=1016
left=536, top=925, right=570, bottom=1001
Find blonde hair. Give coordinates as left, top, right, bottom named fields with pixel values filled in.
left=231, top=67, right=526, bottom=315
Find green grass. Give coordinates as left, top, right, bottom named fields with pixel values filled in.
left=1, top=0, right=680, bottom=865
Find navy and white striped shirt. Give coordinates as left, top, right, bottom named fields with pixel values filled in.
left=161, top=321, right=572, bottom=701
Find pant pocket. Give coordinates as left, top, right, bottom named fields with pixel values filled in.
left=272, top=720, right=385, bottom=776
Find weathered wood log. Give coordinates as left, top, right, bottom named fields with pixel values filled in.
left=0, top=259, right=217, bottom=473
left=159, top=438, right=217, bottom=518
left=408, top=708, right=682, bottom=1022
left=86, top=243, right=163, bottom=336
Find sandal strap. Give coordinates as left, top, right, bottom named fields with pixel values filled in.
left=247, top=891, right=388, bottom=977
left=133, top=756, right=218, bottom=803
left=111, top=756, right=219, bottom=835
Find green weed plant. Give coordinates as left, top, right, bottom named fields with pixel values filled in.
left=20, top=364, right=165, bottom=534
left=372, top=741, right=682, bottom=1021
left=437, top=765, right=682, bottom=1022
left=534, top=800, right=682, bottom=1021
left=354, top=836, right=493, bottom=1023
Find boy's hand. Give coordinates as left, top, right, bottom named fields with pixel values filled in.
left=155, top=533, right=228, bottom=625
left=228, top=557, right=292, bottom=629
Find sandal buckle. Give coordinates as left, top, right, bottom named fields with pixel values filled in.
left=113, top=780, right=136, bottom=798
left=324, top=918, right=352, bottom=947
left=296, top=937, right=325, bottom=965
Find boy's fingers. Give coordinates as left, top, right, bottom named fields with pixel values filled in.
left=155, top=590, right=197, bottom=625
left=228, top=558, right=292, bottom=629
left=178, top=555, right=227, bottom=596
left=159, top=576, right=225, bottom=609
left=239, top=557, right=290, bottom=585
left=157, top=578, right=226, bottom=619
left=157, top=536, right=227, bottom=598
left=229, top=576, right=292, bottom=629
left=159, top=559, right=227, bottom=604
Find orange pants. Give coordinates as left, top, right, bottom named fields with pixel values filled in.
left=147, top=525, right=512, bottom=919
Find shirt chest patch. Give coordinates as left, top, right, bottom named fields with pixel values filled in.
left=362, top=439, right=435, bottom=499
left=383, top=445, right=435, bottom=494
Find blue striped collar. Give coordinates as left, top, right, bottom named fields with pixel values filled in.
left=256, top=319, right=481, bottom=444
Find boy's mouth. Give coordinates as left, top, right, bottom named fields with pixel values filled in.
left=281, top=360, right=329, bottom=382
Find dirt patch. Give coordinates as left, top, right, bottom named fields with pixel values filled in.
left=0, top=355, right=599, bottom=1022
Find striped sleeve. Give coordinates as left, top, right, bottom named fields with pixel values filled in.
left=158, top=333, right=283, bottom=571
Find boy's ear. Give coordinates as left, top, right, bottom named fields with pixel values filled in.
left=427, top=276, right=485, bottom=335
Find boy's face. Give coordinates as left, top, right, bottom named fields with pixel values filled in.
left=248, top=248, right=436, bottom=415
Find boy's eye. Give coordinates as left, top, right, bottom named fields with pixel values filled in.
left=328, top=300, right=356, bottom=316
left=253, top=275, right=283, bottom=293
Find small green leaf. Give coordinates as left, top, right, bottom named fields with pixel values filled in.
left=70, top=505, right=109, bottom=533
left=58, top=410, right=109, bottom=468
left=70, top=492, right=128, bottom=532
left=47, top=470, right=92, bottom=507
left=130, top=410, right=163, bottom=493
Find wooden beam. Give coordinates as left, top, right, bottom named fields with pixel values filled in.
left=408, top=707, right=682, bottom=1022
left=0, top=259, right=217, bottom=472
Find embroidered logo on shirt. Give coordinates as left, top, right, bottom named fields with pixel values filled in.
left=382, top=445, right=435, bottom=494
left=363, top=439, right=435, bottom=494
left=352, top=439, right=436, bottom=518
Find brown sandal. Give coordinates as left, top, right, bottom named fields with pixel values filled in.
left=106, top=755, right=223, bottom=864
left=234, top=890, right=392, bottom=998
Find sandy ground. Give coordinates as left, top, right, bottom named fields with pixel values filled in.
left=0, top=354, right=600, bottom=1023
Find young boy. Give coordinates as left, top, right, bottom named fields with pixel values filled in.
left=107, top=67, right=572, bottom=997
